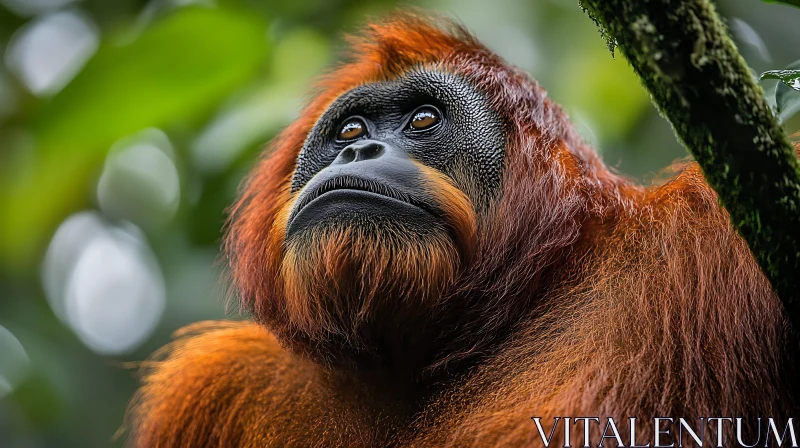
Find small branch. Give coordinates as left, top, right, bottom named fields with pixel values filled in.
left=579, top=0, right=800, bottom=327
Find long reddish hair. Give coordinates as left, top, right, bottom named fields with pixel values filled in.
left=224, top=14, right=621, bottom=370
left=130, top=14, right=797, bottom=447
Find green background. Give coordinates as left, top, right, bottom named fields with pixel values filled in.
left=0, top=0, right=798, bottom=446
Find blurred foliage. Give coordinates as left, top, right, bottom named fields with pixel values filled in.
left=0, top=0, right=798, bottom=446
left=2, top=6, right=270, bottom=271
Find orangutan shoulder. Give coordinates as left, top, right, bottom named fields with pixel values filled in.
left=137, top=320, right=297, bottom=392
left=125, top=320, right=320, bottom=446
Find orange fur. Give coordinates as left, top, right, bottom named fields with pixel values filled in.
left=403, top=164, right=794, bottom=446
left=127, top=14, right=798, bottom=447
left=127, top=321, right=406, bottom=447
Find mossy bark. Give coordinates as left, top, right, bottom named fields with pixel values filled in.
left=579, top=0, right=800, bottom=327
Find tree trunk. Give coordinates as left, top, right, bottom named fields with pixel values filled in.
left=579, top=0, right=800, bottom=332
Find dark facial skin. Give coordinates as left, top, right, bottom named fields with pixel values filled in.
left=287, top=69, right=506, bottom=237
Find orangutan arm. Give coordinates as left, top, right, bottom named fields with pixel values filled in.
left=125, top=321, right=390, bottom=448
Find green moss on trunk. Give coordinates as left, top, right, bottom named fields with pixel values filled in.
left=580, top=0, right=800, bottom=325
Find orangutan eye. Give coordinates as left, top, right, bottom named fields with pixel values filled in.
left=336, top=118, right=367, bottom=141
left=409, top=106, right=441, bottom=131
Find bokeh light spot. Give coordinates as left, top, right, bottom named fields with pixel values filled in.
left=730, top=18, right=772, bottom=64
left=97, top=128, right=181, bottom=230
left=42, top=211, right=165, bottom=355
left=0, top=325, right=30, bottom=399
left=5, top=9, right=99, bottom=96
left=0, top=0, right=78, bottom=17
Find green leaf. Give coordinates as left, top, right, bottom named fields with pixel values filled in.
left=759, top=70, right=800, bottom=92
left=0, top=6, right=270, bottom=271
left=762, top=61, right=800, bottom=124
left=777, top=80, right=800, bottom=123
left=762, top=0, right=800, bottom=8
